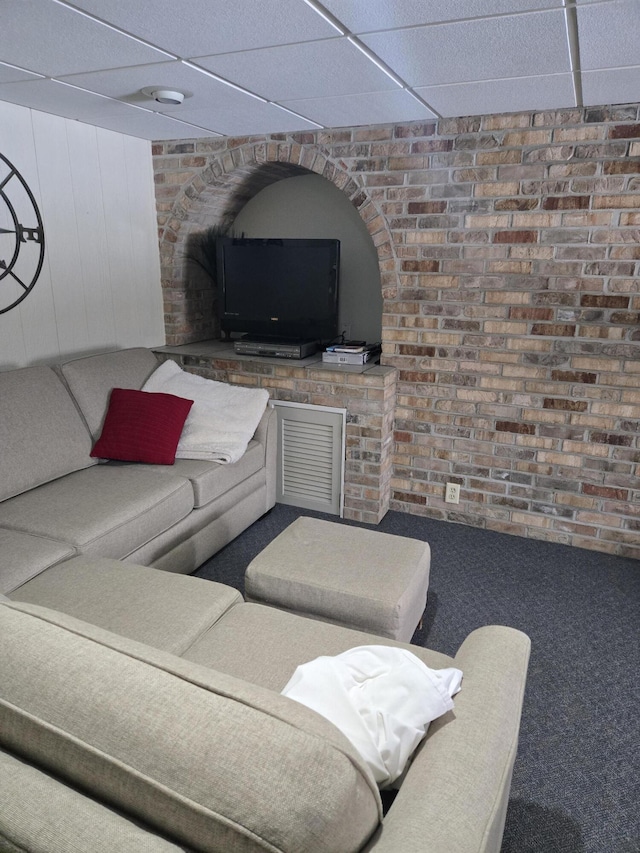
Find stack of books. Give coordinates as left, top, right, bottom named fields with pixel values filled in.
left=322, top=342, right=381, bottom=365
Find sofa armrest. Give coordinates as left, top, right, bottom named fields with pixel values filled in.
left=253, top=402, right=275, bottom=450
left=365, top=625, right=531, bottom=853
left=255, top=404, right=277, bottom=510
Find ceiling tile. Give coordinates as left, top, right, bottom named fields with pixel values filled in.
left=174, top=99, right=321, bottom=136
left=60, top=62, right=322, bottom=134
left=0, top=0, right=171, bottom=77
left=59, top=61, right=217, bottom=109
left=282, top=89, right=436, bottom=127
left=360, top=9, right=571, bottom=87
left=416, top=73, right=576, bottom=117
left=0, top=63, right=43, bottom=85
left=66, top=0, right=340, bottom=58
left=582, top=66, right=640, bottom=107
left=193, top=38, right=400, bottom=101
left=85, top=111, right=221, bottom=140
left=320, top=0, right=563, bottom=32
left=577, top=0, right=640, bottom=70
left=0, top=79, right=148, bottom=120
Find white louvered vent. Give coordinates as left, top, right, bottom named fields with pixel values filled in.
left=272, top=402, right=345, bottom=516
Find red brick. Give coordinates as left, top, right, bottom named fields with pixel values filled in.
left=542, top=196, right=589, bottom=209
left=551, top=371, right=597, bottom=384
left=608, top=124, right=640, bottom=139
left=401, top=260, right=441, bottom=272
left=531, top=324, right=576, bottom=337
left=493, top=230, right=538, bottom=243
left=392, top=490, right=427, bottom=505
left=543, top=398, right=588, bottom=411
left=581, top=295, right=629, bottom=308
left=582, top=484, right=629, bottom=500
left=604, top=160, right=640, bottom=174
left=495, top=198, right=539, bottom=211
left=398, top=346, right=437, bottom=357
left=407, top=201, right=447, bottom=214
left=496, top=421, right=536, bottom=434
left=511, top=307, right=554, bottom=320
left=589, top=432, right=633, bottom=446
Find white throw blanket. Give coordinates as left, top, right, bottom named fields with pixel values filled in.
left=281, top=645, right=462, bottom=788
left=142, top=359, right=269, bottom=464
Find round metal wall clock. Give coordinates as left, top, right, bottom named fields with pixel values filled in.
left=0, top=153, right=45, bottom=315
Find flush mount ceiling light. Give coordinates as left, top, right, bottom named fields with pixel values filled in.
left=140, top=87, right=185, bottom=105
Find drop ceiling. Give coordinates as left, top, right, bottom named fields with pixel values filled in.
left=0, top=0, right=638, bottom=140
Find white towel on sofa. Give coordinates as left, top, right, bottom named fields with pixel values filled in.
left=281, top=645, right=462, bottom=788
left=142, top=359, right=269, bottom=464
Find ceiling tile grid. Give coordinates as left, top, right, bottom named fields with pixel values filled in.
left=0, top=0, right=637, bottom=139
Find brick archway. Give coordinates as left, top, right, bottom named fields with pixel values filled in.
left=156, top=138, right=396, bottom=346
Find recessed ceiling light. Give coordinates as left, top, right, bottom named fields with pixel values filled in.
left=141, top=87, right=185, bottom=105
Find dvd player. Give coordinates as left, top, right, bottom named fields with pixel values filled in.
left=234, top=337, right=318, bottom=359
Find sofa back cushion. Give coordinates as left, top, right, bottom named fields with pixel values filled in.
left=0, top=600, right=381, bottom=853
left=0, top=365, right=96, bottom=502
left=59, top=347, right=160, bottom=438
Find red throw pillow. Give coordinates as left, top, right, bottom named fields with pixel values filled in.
left=91, top=388, right=193, bottom=465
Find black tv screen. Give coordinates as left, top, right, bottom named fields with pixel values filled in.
left=217, top=237, right=340, bottom=342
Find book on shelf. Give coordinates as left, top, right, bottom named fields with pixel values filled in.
left=322, top=342, right=381, bottom=365
left=325, top=341, right=368, bottom=353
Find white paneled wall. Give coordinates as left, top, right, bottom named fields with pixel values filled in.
left=0, top=101, right=164, bottom=369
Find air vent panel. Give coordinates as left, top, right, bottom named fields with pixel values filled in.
left=273, top=402, right=345, bottom=515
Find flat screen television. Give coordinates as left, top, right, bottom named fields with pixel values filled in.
left=217, top=237, right=340, bottom=342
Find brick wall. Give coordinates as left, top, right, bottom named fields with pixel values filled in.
left=152, top=103, right=640, bottom=558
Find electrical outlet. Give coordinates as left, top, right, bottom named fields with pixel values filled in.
left=445, top=482, right=460, bottom=504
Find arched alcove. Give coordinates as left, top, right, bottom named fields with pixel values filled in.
left=157, top=145, right=396, bottom=347
left=232, top=173, right=382, bottom=343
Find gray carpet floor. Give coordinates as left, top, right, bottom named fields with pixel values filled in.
left=195, top=504, right=640, bottom=853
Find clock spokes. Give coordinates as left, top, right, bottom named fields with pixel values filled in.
left=0, top=152, right=45, bottom=314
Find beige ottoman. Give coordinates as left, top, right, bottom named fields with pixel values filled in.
left=245, top=517, right=430, bottom=642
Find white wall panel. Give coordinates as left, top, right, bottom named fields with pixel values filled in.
left=97, top=130, right=141, bottom=348
left=67, top=121, right=116, bottom=350
left=0, top=100, right=164, bottom=368
left=32, top=111, right=90, bottom=355
left=122, top=132, right=165, bottom=346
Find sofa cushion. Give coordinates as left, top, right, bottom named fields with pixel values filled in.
left=10, top=556, right=242, bottom=654
left=0, top=466, right=193, bottom=560
left=0, top=365, right=96, bottom=502
left=91, top=388, right=193, bottom=465
left=0, top=601, right=381, bottom=853
left=0, top=528, right=76, bottom=595
left=59, top=347, right=160, bottom=438
left=136, top=438, right=265, bottom=508
left=184, top=602, right=456, bottom=693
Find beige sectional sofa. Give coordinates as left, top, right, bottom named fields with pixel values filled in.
left=1, top=557, right=530, bottom=853
left=0, top=346, right=276, bottom=596
left=0, top=346, right=531, bottom=852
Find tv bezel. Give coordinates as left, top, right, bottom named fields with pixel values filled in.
left=217, top=237, right=340, bottom=342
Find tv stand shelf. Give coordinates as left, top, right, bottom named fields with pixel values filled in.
left=154, top=341, right=383, bottom=374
